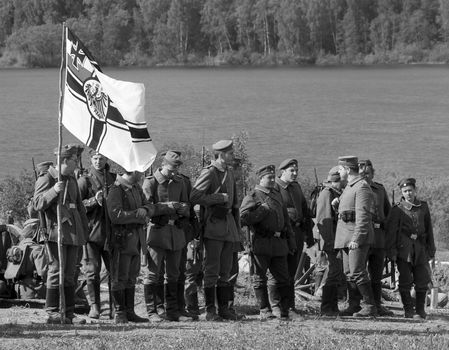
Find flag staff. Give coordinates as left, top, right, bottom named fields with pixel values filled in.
left=57, top=21, right=67, bottom=324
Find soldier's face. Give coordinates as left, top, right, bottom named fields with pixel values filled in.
left=61, top=155, right=77, bottom=175
left=91, top=154, right=107, bottom=171
left=338, top=165, right=348, bottom=181
left=260, top=174, right=276, bottom=188
left=127, top=171, right=142, bottom=184
left=360, top=167, right=374, bottom=182
left=161, top=163, right=179, bottom=178
left=401, top=185, right=416, bottom=202
left=281, top=165, right=298, bottom=183
left=222, top=149, right=235, bottom=166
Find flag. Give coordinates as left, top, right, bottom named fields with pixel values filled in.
left=62, top=27, right=157, bottom=172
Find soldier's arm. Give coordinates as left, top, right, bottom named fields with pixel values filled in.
left=190, top=168, right=228, bottom=206
left=107, top=186, right=147, bottom=225
left=283, top=205, right=297, bottom=252
left=352, top=183, right=373, bottom=245
left=78, top=176, right=98, bottom=212
left=240, top=193, right=267, bottom=226
left=33, top=174, right=58, bottom=211
left=316, top=190, right=334, bottom=245
left=424, top=203, right=436, bottom=259
left=138, top=184, right=176, bottom=218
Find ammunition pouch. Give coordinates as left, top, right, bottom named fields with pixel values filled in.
left=339, top=210, right=355, bottom=223
left=210, top=204, right=230, bottom=220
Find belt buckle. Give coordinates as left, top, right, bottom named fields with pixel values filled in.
left=374, top=223, right=381, bottom=229
left=168, top=219, right=175, bottom=226
left=69, top=203, right=76, bottom=209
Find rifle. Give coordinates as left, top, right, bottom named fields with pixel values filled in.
left=31, top=158, right=54, bottom=264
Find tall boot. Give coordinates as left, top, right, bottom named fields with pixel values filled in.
left=339, top=282, right=362, bottom=316
left=177, top=283, right=195, bottom=320
left=156, top=283, right=165, bottom=316
left=372, top=282, right=393, bottom=316
left=320, top=285, right=339, bottom=316
left=399, top=289, right=415, bottom=318
left=254, top=286, right=274, bottom=320
left=217, top=286, right=241, bottom=320
left=352, top=283, right=377, bottom=317
left=87, top=282, right=100, bottom=319
left=278, top=285, right=292, bottom=321
left=268, top=284, right=282, bottom=318
left=144, top=284, right=163, bottom=322
left=113, top=289, right=128, bottom=324
left=204, top=286, right=221, bottom=321
left=185, top=291, right=200, bottom=318
left=65, top=286, right=87, bottom=324
left=165, top=283, right=180, bottom=321
left=414, top=291, right=427, bottom=320
left=125, top=286, right=147, bottom=322
left=45, top=288, right=67, bottom=324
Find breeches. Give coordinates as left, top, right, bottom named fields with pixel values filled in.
left=396, top=258, right=431, bottom=292
left=143, top=246, right=182, bottom=285
left=110, top=251, right=140, bottom=291
left=47, top=242, right=79, bottom=288
left=323, top=249, right=343, bottom=287
left=203, top=239, right=233, bottom=288
left=83, top=241, right=110, bottom=284
left=342, top=245, right=370, bottom=285
left=252, top=254, right=289, bottom=289
left=367, top=248, right=385, bottom=285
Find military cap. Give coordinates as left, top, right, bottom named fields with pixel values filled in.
left=212, top=140, right=233, bottom=152
left=327, top=166, right=341, bottom=182
left=256, top=164, right=276, bottom=178
left=338, top=156, right=358, bottom=167
left=36, top=161, right=53, bottom=174
left=54, top=144, right=79, bottom=159
left=160, top=150, right=181, bottom=157
left=279, top=158, right=298, bottom=171
left=163, top=150, right=183, bottom=166
left=88, top=148, right=104, bottom=157
left=398, top=178, right=416, bottom=188
left=358, top=159, right=373, bottom=168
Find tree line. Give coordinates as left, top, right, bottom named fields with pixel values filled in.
left=1, top=0, right=449, bottom=67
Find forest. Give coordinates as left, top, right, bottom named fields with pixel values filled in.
left=2, top=0, right=449, bottom=67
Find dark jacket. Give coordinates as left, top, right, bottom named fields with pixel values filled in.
left=240, top=185, right=296, bottom=257
left=315, top=185, right=340, bottom=251
left=33, top=166, right=88, bottom=246
left=369, top=181, right=391, bottom=249
left=78, top=165, right=116, bottom=246
left=386, top=198, right=436, bottom=265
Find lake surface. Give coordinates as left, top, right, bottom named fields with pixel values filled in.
left=1, top=66, right=449, bottom=181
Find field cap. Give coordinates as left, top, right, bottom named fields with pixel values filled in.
left=160, top=150, right=182, bottom=157
left=36, top=161, right=53, bottom=174
left=212, top=140, right=233, bottom=152
left=257, top=165, right=276, bottom=178
left=164, top=150, right=183, bottom=166
left=54, top=144, right=79, bottom=159
left=88, top=149, right=104, bottom=157
left=279, top=158, right=298, bottom=171
left=327, top=166, right=341, bottom=182
left=338, top=156, right=358, bottom=167
left=398, top=178, right=416, bottom=188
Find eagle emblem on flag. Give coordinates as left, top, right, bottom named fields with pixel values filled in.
left=83, top=78, right=108, bottom=121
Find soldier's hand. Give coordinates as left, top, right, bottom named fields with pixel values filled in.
left=95, top=190, right=104, bottom=205
left=175, top=202, right=190, bottom=217
left=348, top=241, right=359, bottom=250
left=274, top=232, right=281, bottom=238
left=53, top=181, right=65, bottom=194
left=136, top=208, right=147, bottom=219
left=222, top=193, right=229, bottom=203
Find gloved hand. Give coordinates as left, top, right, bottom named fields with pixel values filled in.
left=53, top=181, right=65, bottom=194
left=174, top=202, right=190, bottom=217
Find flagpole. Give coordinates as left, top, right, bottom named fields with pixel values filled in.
left=57, top=21, right=67, bottom=324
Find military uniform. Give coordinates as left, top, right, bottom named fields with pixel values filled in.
left=315, top=168, right=343, bottom=315
left=334, top=156, right=376, bottom=317
left=107, top=173, right=154, bottom=323
left=33, top=145, right=89, bottom=324
left=190, top=140, right=240, bottom=320
left=386, top=178, right=435, bottom=319
left=240, top=165, right=296, bottom=320
left=78, top=162, right=116, bottom=318
left=274, top=158, right=313, bottom=312
left=141, top=157, right=190, bottom=322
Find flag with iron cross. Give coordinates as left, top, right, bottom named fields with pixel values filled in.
left=62, top=27, right=157, bottom=172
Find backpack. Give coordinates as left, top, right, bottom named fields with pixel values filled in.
left=309, top=183, right=325, bottom=218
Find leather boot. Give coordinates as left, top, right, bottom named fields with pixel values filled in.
left=204, top=286, right=221, bottom=321
left=268, top=284, right=282, bottom=318
left=399, top=289, right=415, bottom=318
left=254, top=286, right=274, bottom=321
left=45, top=288, right=69, bottom=324
left=156, top=283, right=165, bottom=316
left=372, top=282, right=393, bottom=316
left=113, top=289, right=128, bottom=324
left=185, top=291, right=200, bottom=319
left=414, top=291, right=427, bottom=320
left=165, top=283, right=181, bottom=321
left=65, top=286, right=87, bottom=325
left=177, top=283, right=195, bottom=320
left=144, top=284, right=163, bottom=323
left=217, top=286, right=241, bottom=320
left=352, top=283, right=377, bottom=317
left=320, top=285, right=339, bottom=316
left=278, top=285, right=292, bottom=321
left=339, top=282, right=362, bottom=316
left=125, top=287, right=147, bottom=322
left=87, top=282, right=100, bottom=319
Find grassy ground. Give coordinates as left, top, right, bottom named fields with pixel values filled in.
left=1, top=272, right=449, bottom=350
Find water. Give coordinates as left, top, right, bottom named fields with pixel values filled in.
left=1, top=66, right=449, bottom=181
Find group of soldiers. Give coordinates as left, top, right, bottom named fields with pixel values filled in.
left=4, top=138, right=436, bottom=324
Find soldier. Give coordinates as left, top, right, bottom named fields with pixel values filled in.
left=386, top=178, right=436, bottom=319
left=190, top=140, right=241, bottom=321
left=358, top=159, right=393, bottom=316
left=316, top=167, right=343, bottom=316
left=335, top=156, right=377, bottom=317
left=106, top=170, right=154, bottom=324
left=240, top=165, right=296, bottom=320
left=33, top=144, right=88, bottom=324
left=78, top=150, right=116, bottom=319
left=274, top=158, right=314, bottom=315
left=142, top=151, right=192, bottom=322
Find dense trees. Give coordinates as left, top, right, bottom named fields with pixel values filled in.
left=2, top=0, right=449, bottom=67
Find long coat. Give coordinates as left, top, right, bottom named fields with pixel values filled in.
left=369, top=181, right=391, bottom=249
left=142, top=169, right=187, bottom=251
left=386, top=198, right=436, bottom=265
left=190, top=161, right=240, bottom=243
left=240, top=185, right=296, bottom=257
left=316, top=185, right=340, bottom=251
left=33, top=166, right=88, bottom=246
left=334, top=175, right=374, bottom=249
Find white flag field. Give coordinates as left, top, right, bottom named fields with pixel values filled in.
left=62, top=27, right=157, bottom=172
